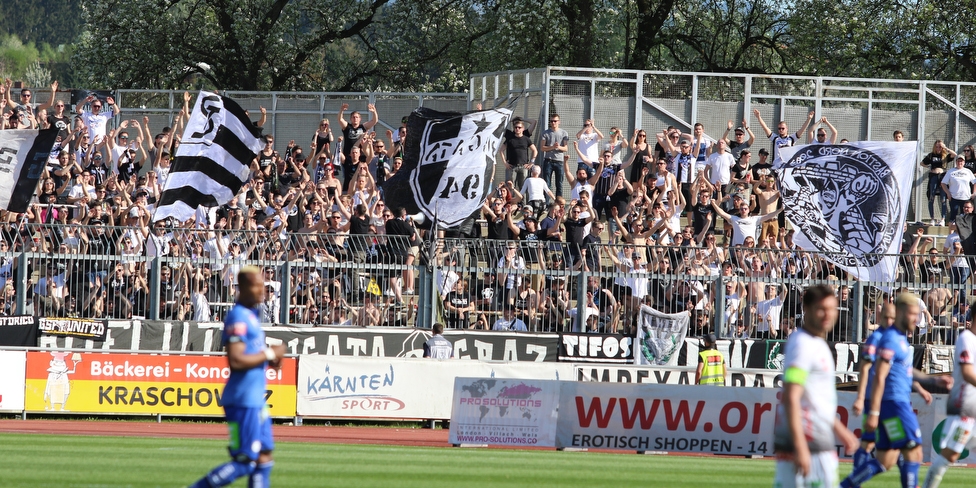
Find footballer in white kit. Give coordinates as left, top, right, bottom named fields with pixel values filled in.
left=923, top=322, right=976, bottom=488
left=773, top=285, right=858, bottom=488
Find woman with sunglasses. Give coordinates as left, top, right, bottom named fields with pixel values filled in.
left=921, top=139, right=956, bottom=226
left=962, top=145, right=976, bottom=174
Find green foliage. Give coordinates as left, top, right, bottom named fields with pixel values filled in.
left=52, top=0, right=976, bottom=91
left=0, top=0, right=82, bottom=47
left=787, top=0, right=976, bottom=80
left=0, top=34, right=78, bottom=88
left=0, top=35, right=40, bottom=80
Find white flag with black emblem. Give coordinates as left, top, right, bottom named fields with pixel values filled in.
left=775, top=141, right=918, bottom=284
left=153, top=91, right=264, bottom=222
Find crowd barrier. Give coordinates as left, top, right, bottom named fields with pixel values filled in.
left=4, top=318, right=937, bottom=372
left=0, top=233, right=969, bottom=347
left=448, top=378, right=961, bottom=464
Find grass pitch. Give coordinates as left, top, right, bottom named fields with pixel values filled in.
left=0, top=433, right=971, bottom=487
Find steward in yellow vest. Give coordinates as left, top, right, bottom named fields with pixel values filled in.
left=696, top=333, right=726, bottom=386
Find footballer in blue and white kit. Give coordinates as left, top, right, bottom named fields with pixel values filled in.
left=191, top=266, right=285, bottom=488
left=841, top=293, right=952, bottom=488
left=923, top=315, right=976, bottom=488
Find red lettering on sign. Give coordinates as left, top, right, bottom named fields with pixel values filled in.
left=619, top=398, right=660, bottom=430
left=575, top=396, right=616, bottom=428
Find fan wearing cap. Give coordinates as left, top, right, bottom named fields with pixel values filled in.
left=696, top=333, right=726, bottom=386
left=721, top=119, right=755, bottom=160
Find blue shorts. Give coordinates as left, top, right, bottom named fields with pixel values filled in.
left=225, top=405, right=274, bottom=461
left=875, top=400, right=922, bottom=451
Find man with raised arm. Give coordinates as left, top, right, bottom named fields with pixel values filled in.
left=752, top=109, right=815, bottom=165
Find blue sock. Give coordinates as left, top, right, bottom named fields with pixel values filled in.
left=841, top=458, right=885, bottom=488
left=248, top=461, right=274, bottom=488
left=190, top=461, right=255, bottom=488
left=900, top=461, right=919, bottom=488
left=853, top=447, right=870, bottom=469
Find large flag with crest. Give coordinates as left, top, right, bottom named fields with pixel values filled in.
left=154, top=91, right=264, bottom=222
left=0, top=128, right=59, bottom=213
left=775, top=141, right=917, bottom=284
left=381, top=106, right=512, bottom=228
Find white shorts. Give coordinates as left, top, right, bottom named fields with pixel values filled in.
left=938, top=415, right=975, bottom=454
left=773, top=451, right=838, bottom=488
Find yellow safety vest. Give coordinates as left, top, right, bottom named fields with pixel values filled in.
left=699, top=349, right=726, bottom=386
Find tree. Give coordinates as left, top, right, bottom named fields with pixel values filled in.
left=787, top=0, right=976, bottom=81
left=75, top=0, right=394, bottom=90
left=0, top=0, right=82, bottom=48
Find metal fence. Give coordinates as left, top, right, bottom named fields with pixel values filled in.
left=470, top=67, right=976, bottom=221
left=0, top=229, right=969, bottom=346
left=20, top=88, right=468, bottom=170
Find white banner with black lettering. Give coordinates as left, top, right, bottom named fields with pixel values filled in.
left=449, top=378, right=560, bottom=447
left=775, top=142, right=917, bottom=283
left=296, top=355, right=573, bottom=419
left=635, top=307, right=689, bottom=366
left=554, top=381, right=942, bottom=460
left=0, top=350, right=26, bottom=412
left=574, top=365, right=858, bottom=388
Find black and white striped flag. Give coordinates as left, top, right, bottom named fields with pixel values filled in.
left=153, top=91, right=264, bottom=222
left=0, top=128, right=59, bottom=213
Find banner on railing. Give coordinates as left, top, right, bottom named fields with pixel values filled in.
left=0, top=350, right=26, bottom=412
left=925, top=345, right=954, bottom=374
left=23, top=351, right=296, bottom=416
left=33, top=320, right=932, bottom=372
left=0, top=315, right=37, bottom=347
left=635, top=308, right=689, bottom=366
left=296, top=355, right=572, bottom=419
left=574, top=365, right=858, bottom=388
left=269, top=327, right=559, bottom=362
left=43, top=323, right=560, bottom=362
left=38, top=317, right=108, bottom=341
left=558, top=333, right=633, bottom=363
left=448, top=377, right=560, bottom=447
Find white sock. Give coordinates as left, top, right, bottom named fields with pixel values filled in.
left=923, top=454, right=951, bottom=488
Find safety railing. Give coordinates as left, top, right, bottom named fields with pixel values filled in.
left=0, top=232, right=969, bottom=345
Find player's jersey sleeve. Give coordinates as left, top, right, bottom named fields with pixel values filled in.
left=948, top=330, right=976, bottom=416
left=783, top=332, right=812, bottom=385
left=959, top=333, right=975, bottom=366
left=877, top=330, right=896, bottom=363
left=861, top=331, right=882, bottom=363
left=222, top=307, right=249, bottom=345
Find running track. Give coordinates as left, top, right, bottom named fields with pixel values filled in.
left=0, top=420, right=451, bottom=447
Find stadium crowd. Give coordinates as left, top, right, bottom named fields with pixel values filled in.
left=1, top=80, right=975, bottom=345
